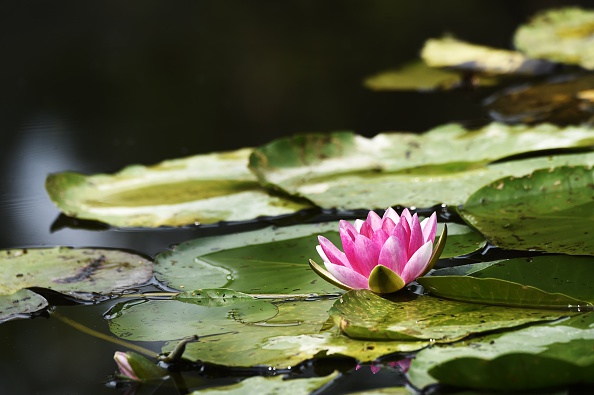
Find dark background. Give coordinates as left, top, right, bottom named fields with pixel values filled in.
left=0, top=1, right=590, bottom=394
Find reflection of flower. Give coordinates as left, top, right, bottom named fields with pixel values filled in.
left=310, top=208, right=447, bottom=293
left=356, top=358, right=412, bottom=374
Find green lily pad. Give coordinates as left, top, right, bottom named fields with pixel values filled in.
left=0, top=289, right=48, bottom=322
left=484, top=73, right=594, bottom=124
left=46, top=148, right=312, bottom=228
left=459, top=165, right=594, bottom=255
left=249, top=124, right=594, bottom=209
left=329, top=290, right=574, bottom=342
left=418, top=256, right=594, bottom=309
left=108, top=292, right=279, bottom=341
left=514, top=7, right=594, bottom=70
left=408, top=313, right=594, bottom=391
left=363, top=61, right=467, bottom=92
left=154, top=221, right=482, bottom=295
left=110, top=295, right=428, bottom=368
left=421, top=36, right=555, bottom=75
left=0, top=247, right=152, bottom=301
left=190, top=372, right=340, bottom=395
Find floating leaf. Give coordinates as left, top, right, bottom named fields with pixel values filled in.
left=515, top=7, right=594, bottom=70
left=329, top=290, right=574, bottom=342
left=0, top=247, right=152, bottom=301
left=249, top=123, right=594, bottom=209
left=421, top=36, right=555, bottom=75
left=459, top=166, right=594, bottom=255
left=190, top=373, right=340, bottom=395
left=484, top=74, right=594, bottom=124
left=155, top=221, right=482, bottom=296
left=46, top=148, right=312, bottom=228
left=109, top=295, right=428, bottom=368
left=0, top=289, right=48, bottom=322
left=363, top=61, right=466, bottom=92
left=408, top=313, right=594, bottom=391
left=418, top=256, right=594, bottom=309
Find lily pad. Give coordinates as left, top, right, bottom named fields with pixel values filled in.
left=249, top=123, right=594, bottom=209
left=329, top=290, right=574, bottom=342
left=484, top=73, right=594, bottom=124
left=45, top=148, right=312, bottom=228
left=408, top=313, right=594, bottom=391
left=459, top=165, right=594, bottom=255
left=514, top=7, right=594, bottom=70
left=0, top=247, right=152, bottom=301
left=190, top=373, right=340, bottom=395
left=421, top=36, right=555, bottom=75
left=418, top=256, right=594, bottom=309
left=363, top=61, right=466, bottom=91
left=109, top=295, right=428, bottom=368
left=155, top=221, right=482, bottom=296
left=0, top=289, right=48, bottom=322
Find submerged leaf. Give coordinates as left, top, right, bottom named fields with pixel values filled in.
left=328, top=290, right=571, bottom=342
left=46, top=148, right=312, bottom=228
left=459, top=166, right=594, bottom=255
left=515, top=7, right=594, bottom=70
left=0, top=247, right=152, bottom=301
left=0, top=289, right=48, bottom=322
left=363, top=61, right=467, bottom=92
left=418, top=256, right=594, bottom=309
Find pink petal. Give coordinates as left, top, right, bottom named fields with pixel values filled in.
left=354, top=234, right=381, bottom=277
left=381, top=216, right=396, bottom=234
left=340, top=220, right=358, bottom=242
left=392, top=221, right=410, bottom=258
left=317, top=236, right=350, bottom=268
left=400, top=208, right=413, bottom=224
left=372, top=228, right=389, bottom=248
left=400, top=241, right=433, bottom=284
left=359, top=221, right=374, bottom=239
left=383, top=207, right=400, bottom=223
left=408, top=213, right=424, bottom=257
left=354, top=219, right=365, bottom=232
left=421, top=212, right=437, bottom=243
left=377, top=236, right=407, bottom=273
left=340, top=225, right=363, bottom=275
left=324, top=262, right=370, bottom=290
left=366, top=210, right=383, bottom=231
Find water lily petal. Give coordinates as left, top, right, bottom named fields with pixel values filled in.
left=392, top=221, right=411, bottom=258
left=372, top=228, right=389, bottom=248
left=421, top=212, right=437, bottom=243
left=383, top=207, right=400, bottom=224
left=324, top=261, right=369, bottom=290
left=381, top=216, right=396, bottom=234
left=359, top=221, right=374, bottom=239
left=400, top=208, right=413, bottom=225
left=354, top=219, right=365, bottom=232
left=400, top=240, right=433, bottom=284
left=377, top=235, right=407, bottom=273
left=317, top=237, right=350, bottom=268
left=354, top=234, right=381, bottom=277
left=340, top=220, right=362, bottom=272
left=408, top=213, right=424, bottom=255
left=309, top=259, right=352, bottom=291
left=366, top=210, right=383, bottom=231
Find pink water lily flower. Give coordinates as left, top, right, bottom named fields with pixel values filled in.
left=309, top=208, right=447, bottom=294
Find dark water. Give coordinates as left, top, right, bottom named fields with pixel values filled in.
left=0, top=1, right=591, bottom=394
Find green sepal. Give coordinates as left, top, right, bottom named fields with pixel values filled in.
left=422, top=224, right=448, bottom=277
left=125, top=351, right=168, bottom=382
left=368, top=265, right=406, bottom=294
left=308, top=259, right=352, bottom=291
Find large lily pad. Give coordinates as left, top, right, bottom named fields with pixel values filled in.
left=0, top=289, right=48, bottom=322
left=459, top=166, right=594, bottom=255
left=514, top=7, right=594, bottom=70
left=418, top=256, right=594, bottom=309
left=0, top=247, right=152, bottom=301
left=154, top=221, right=482, bottom=295
left=109, top=294, right=428, bottom=368
left=45, top=148, right=312, bottom=228
left=249, top=123, right=594, bottom=209
left=191, top=373, right=340, bottom=395
left=421, top=37, right=554, bottom=75
left=408, top=313, right=594, bottom=391
left=328, top=290, right=570, bottom=342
